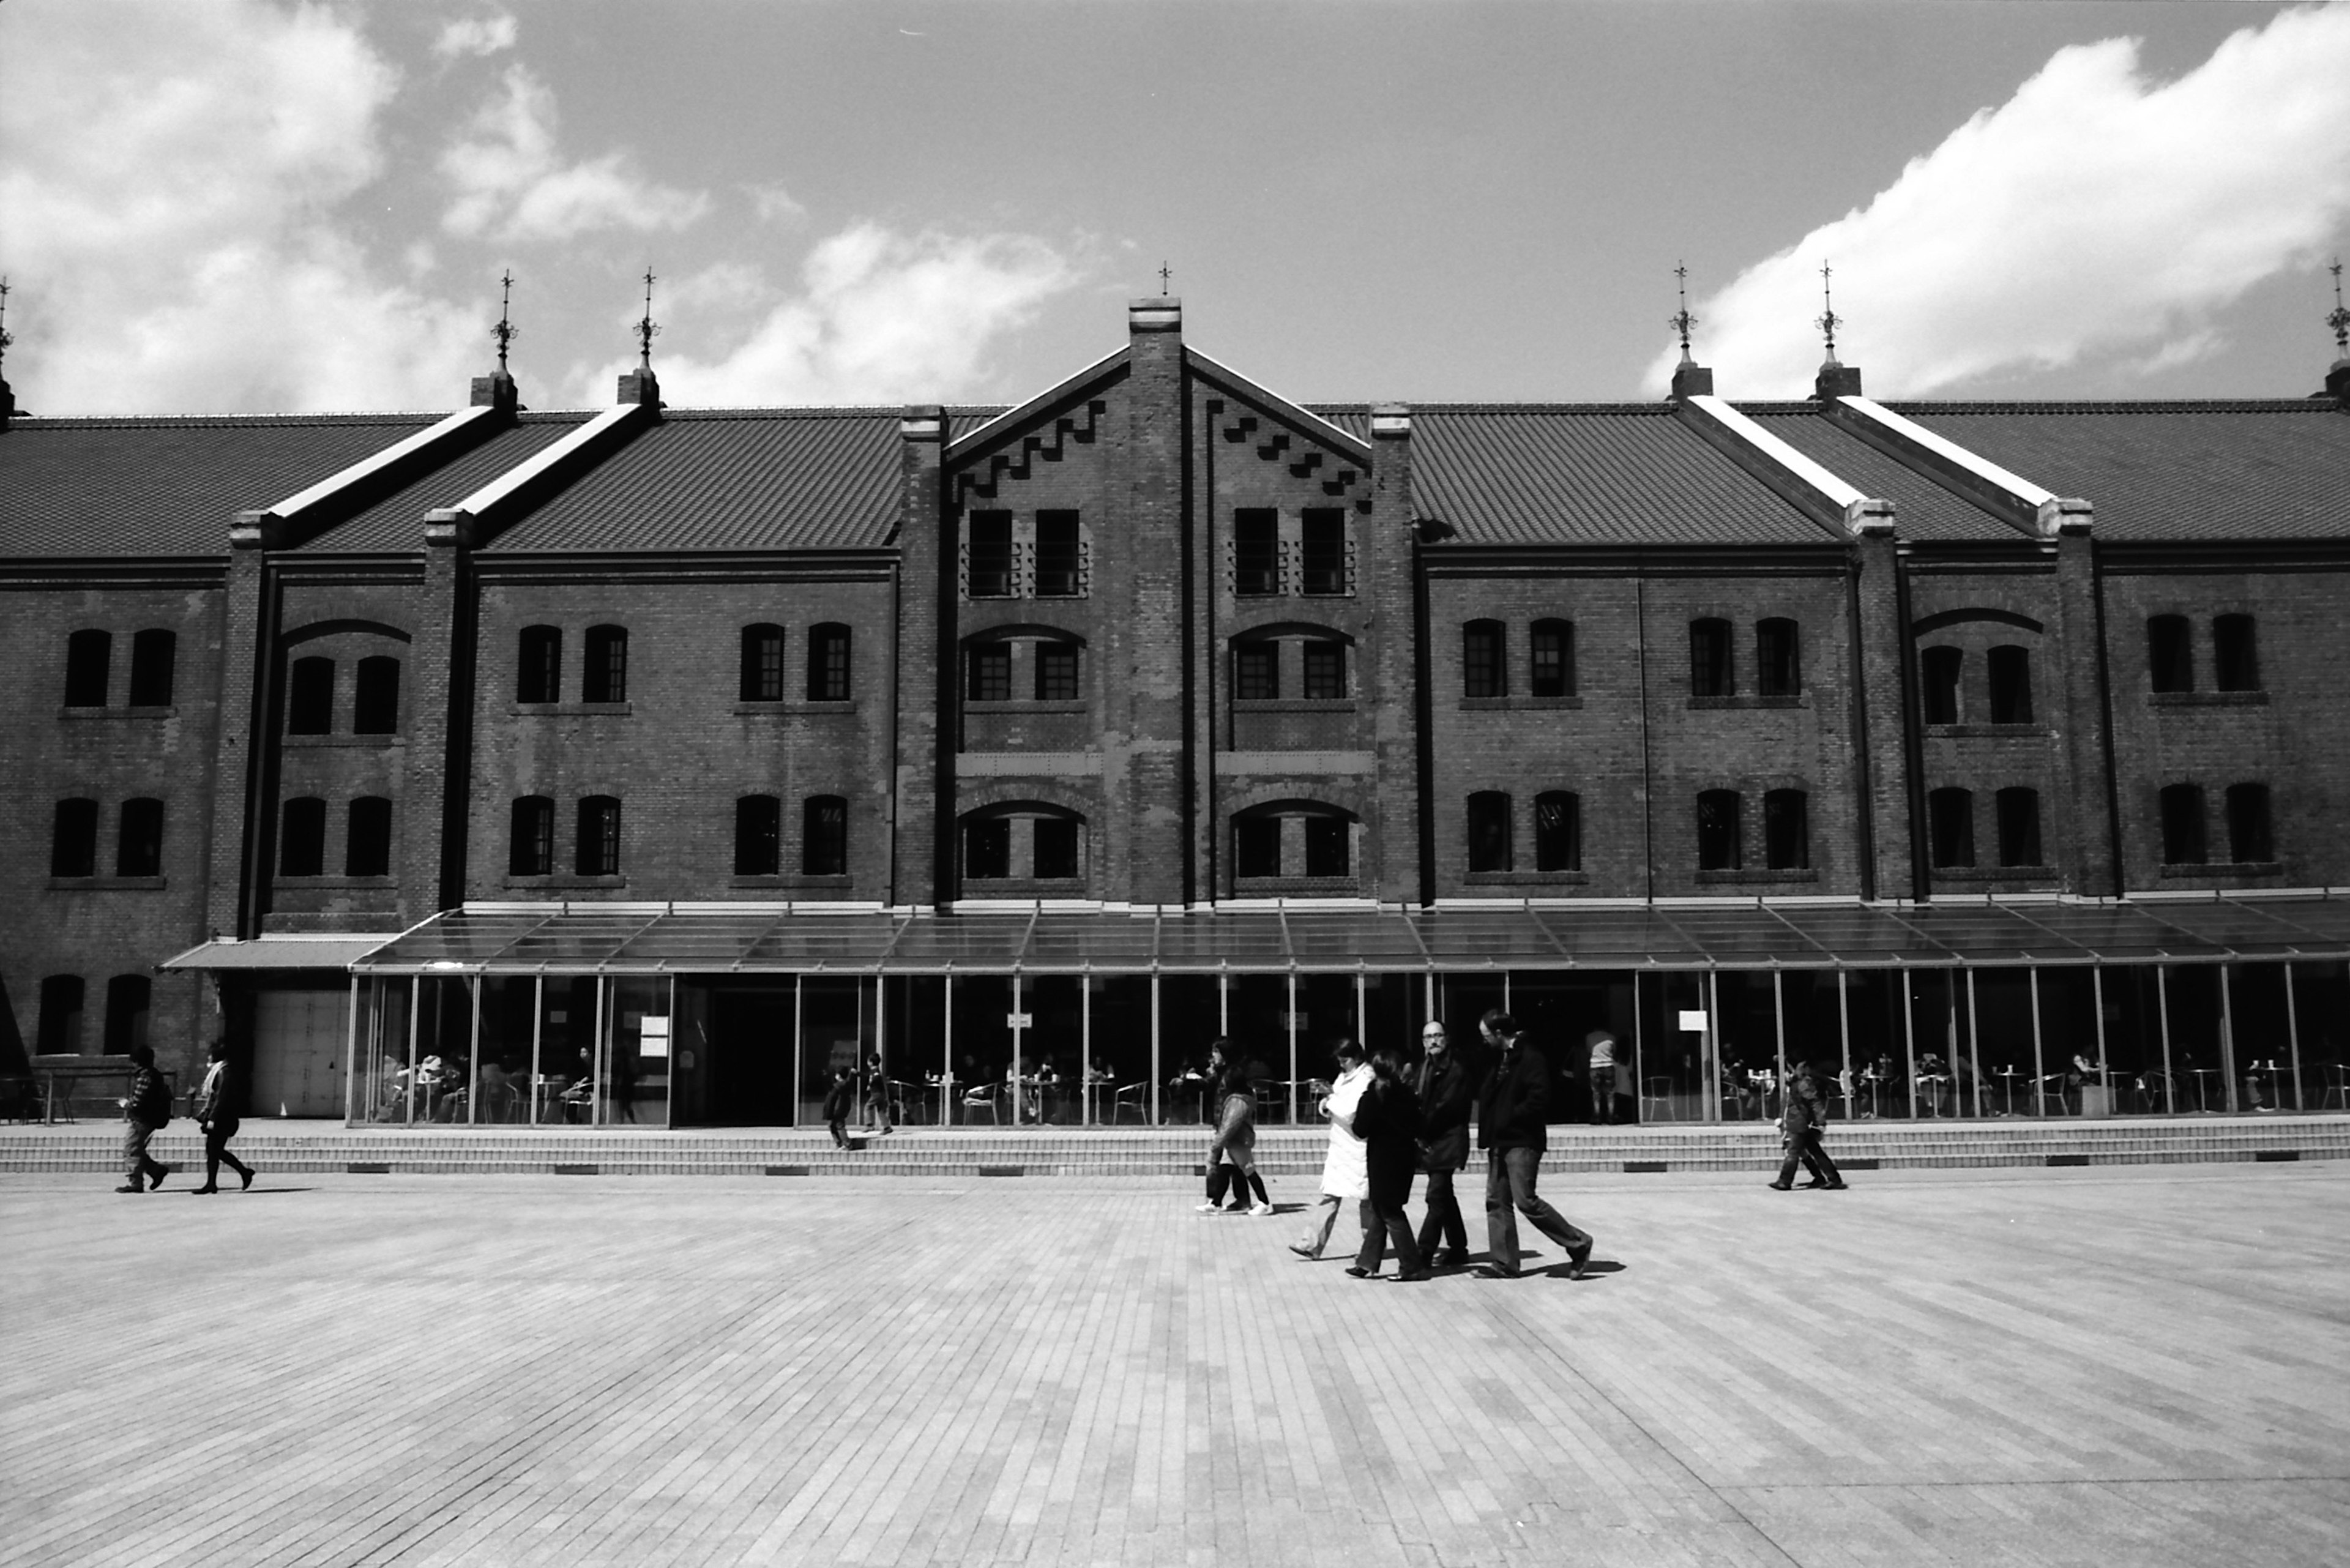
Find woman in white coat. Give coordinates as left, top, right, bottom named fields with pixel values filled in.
left=1289, top=1039, right=1371, bottom=1260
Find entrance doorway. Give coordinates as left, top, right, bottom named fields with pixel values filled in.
left=694, top=984, right=796, bottom=1127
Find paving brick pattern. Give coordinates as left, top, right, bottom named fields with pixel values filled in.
left=2, top=1164, right=2344, bottom=1566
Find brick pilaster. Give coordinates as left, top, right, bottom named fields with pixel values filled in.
left=1851, top=527, right=1920, bottom=900
left=2052, top=522, right=2122, bottom=896
left=202, top=539, right=277, bottom=938
left=1120, top=299, right=1189, bottom=905
left=893, top=407, right=947, bottom=908
left=400, top=531, right=472, bottom=919
left=1368, top=405, right=1421, bottom=904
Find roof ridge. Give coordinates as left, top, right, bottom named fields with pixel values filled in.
left=7, top=412, right=445, bottom=429
left=1880, top=398, right=2339, bottom=416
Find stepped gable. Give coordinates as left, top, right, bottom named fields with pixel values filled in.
left=0, top=413, right=440, bottom=559
left=1892, top=400, right=2350, bottom=542
left=1401, top=403, right=1838, bottom=547
left=480, top=406, right=906, bottom=554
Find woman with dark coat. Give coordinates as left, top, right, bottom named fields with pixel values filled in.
left=1348, top=1047, right=1428, bottom=1280
left=192, top=1039, right=255, bottom=1193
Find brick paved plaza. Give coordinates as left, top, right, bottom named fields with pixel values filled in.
left=3, top=1162, right=2345, bottom=1567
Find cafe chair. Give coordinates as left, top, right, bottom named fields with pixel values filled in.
left=1640, top=1077, right=1674, bottom=1124
left=961, top=1081, right=999, bottom=1124
left=2318, top=1062, right=2348, bottom=1111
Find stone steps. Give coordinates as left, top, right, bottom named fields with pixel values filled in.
left=7, top=1116, right=2344, bottom=1178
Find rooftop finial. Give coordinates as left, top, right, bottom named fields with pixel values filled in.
left=1158, top=261, right=1172, bottom=296
left=2329, top=257, right=2349, bottom=358
left=491, top=269, right=518, bottom=373
left=1816, top=263, right=1843, bottom=364
left=635, top=266, right=660, bottom=370
left=0, top=276, right=13, bottom=374
left=1669, top=261, right=1699, bottom=364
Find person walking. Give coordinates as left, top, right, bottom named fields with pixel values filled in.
left=114, top=1043, right=173, bottom=1193
left=1412, top=1020, right=1472, bottom=1267
left=1349, top=1048, right=1428, bottom=1280
left=822, top=1067, right=856, bottom=1149
left=1769, top=1058, right=1847, bottom=1190
left=1289, top=1040, right=1370, bottom=1260
left=862, top=1050, right=893, bottom=1135
left=1474, top=1010, right=1595, bottom=1280
left=190, top=1039, right=255, bottom=1193
left=1201, top=1058, right=1274, bottom=1214
left=1586, top=1028, right=1620, bottom=1126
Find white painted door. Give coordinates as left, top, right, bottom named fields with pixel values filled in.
left=250, top=986, right=347, bottom=1118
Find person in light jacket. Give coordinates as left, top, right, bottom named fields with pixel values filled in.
left=191, top=1039, right=256, bottom=1193
left=114, top=1043, right=173, bottom=1193
left=1289, top=1039, right=1370, bottom=1260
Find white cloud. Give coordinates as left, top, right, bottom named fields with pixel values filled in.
left=441, top=66, right=709, bottom=243
left=0, top=0, right=480, bottom=413
left=1645, top=5, right=2350, bottom=398
left=745, top=181, right=808, bottom=225
left=433, top=11, right=517, bottom=59
left=573, top=223, right=1085, bottom=406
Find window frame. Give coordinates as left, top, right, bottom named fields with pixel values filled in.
left=2225, top=782, right=2273, bottom=864
left=346, top=796, right=394, bottom=877
left=1534, top=790, right=1581, bottom=873
left=1986, top=644, right=2033, bottom=724
left=1689, top=619, right=1734, bottom=699
left=2214, top=614, right=2261, bottom=693
left=279, top=796, right=329, bottom=878
left=1995, top=786, right=2042, bottom=868
left=1696, top=789, right=1742, bottom=871
left=802, top=795, right=849, bottom=876
left=51, top=798, right=100, bottom=879
left=517, top=625, right=562, bottom=704
left=582, top=625, right=628, bottom=704
left=1762, top=788, right=1809, bottom=870
left=116, top=797, right=164, bottom=878
left=286, top=655, right=335, bottom=735
left=576, top=796, right=622, bottom=877
left=2147, top=614, right=2194, bottom=693
left=740, top=624, right=786, bottom=703
left=807, top=624, right=852, bottom=703
left=509, top=796, right=554, bottom=877
left=1463, top=621, right=1507, bottom=700
left=64, top=630, right=112, bottom=708
left=127, top=629, right=176, bottom=707
left=1920, top=645, right=1963, bottom=725
left=1928, top=787, right=1975, bottom=869
left=2159, top=782, right=2207, bottom=865
left=1529, top=619, right=1575, bottom=699
left=1467, top=790, right=1513, bottom=873
left=352, top=655, right=401, bottom=734
left=734, top=794, right=782, bottom=877
left=1755, top=619, right=1800, bottom=698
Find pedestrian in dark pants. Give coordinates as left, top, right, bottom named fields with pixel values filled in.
left=1412, top=1021, right=1472, bottom=1267
left=862, top=1051, right=893, bottom=1135
left=1770, top=1059, right=1846, bottom=1190
left=1585, top=1028, right=1619, bottom=1125
left=822, top=1068, right=856, bottom=1149
left=1349, top=1048, right=1427, bottom=1280
left=192, top=1040, right=255, bottom=1193
left=115, top=1043, right=173, bottom=1193
left=1473, top=1010, right=1595, bottom=1280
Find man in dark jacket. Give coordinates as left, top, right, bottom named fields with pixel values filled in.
left=1474, top=1010, right=1595, bottom=1279
left=1412, top=1021, right=1473, bottom=1266
left=114, top=1043, right=173, bottom=1193
left=1770, top=1059, right=1847, bottom=1190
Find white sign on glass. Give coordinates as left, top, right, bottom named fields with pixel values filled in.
left=640, top=1016, right=672, bottom=1058
left=1007, top=1012, right=1034, bottom=1029
left=1676, top=1010, right=1709, bottom=1032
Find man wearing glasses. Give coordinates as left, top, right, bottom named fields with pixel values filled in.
left=1412, top=1021, right=1473, bottom=1267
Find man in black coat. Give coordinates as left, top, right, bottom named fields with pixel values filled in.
left=1412, top=1021, right=1472, bottom=1267
left=1474, top=1009, right=1595, bottom=1279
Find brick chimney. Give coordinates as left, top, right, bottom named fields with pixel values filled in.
left=1669, top=354, right=1714, bottom=401
left=471, top=369, right=521, bottom=415
left=1815, top=357, right=1862, bottom=400
left=616, top=365, right=662, bottom=408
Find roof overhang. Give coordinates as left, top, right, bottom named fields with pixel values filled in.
left=160, top=935, right=400, bottom=971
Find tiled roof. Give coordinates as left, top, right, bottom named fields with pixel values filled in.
left=1892, top=401, right=2350, bottom=542
left=297, top=415, right=591, bottom=553
left=482, top=408, right=904, bottom=554
left=0, top=414, right=436, bottom=559
left=1743, top=406, right=2018, bottom=543
left=1402, top=405, right=1836, bottom=547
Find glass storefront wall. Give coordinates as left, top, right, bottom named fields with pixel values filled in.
left=341, top=960, right=2350, bottom=1128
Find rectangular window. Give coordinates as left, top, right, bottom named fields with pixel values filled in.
left=116, top=798, right=164, bottom=878
left=1034, top=818, right=1080, bottom=879
left=1921, top=646, right=1962, bottom=725
left=64, top=630, right=111, bottom=707
left=1234, top=509, right=1279, bottom=596
left=286, top=657, right=335, bottom=734
left=37, top=975, right=87, bottom=1056
left=517, top=627, right=562, bottom=703
left=1996, top=788, right=2042, bottom=868
left=583, top=627, right=627, bottom=703
left=964, top=818, right=1010, bottom=881
left=1468, top=792, right=1512, bottom=873
left=1234, top=817, right=1281, bottom=879
left=128, top=630, right=176, bottom=707
left=1763, top=790, right=1808, bottom=870
left=50, top=799, right=99, bottom=878
left=2160, top=783, right=2206, bottom=865
left=1987, top=646, right=2033, bottom=724
left=1034, top=643, right=1078, bottom=702
left=968, top=511, right=1015, bottom=597
left=2148, top=615, right=2193, bottom=693
left=967, top=644, right=1012, bottom=703
left=2225, top=783, right=2272, bottom=864
left=1530, top=622, right=1574, bottom=698
left=354, top=656, right=401, bottom=734
left=280, top=797, right=327, bottom=878
left=1928, top=788, right=1975, bottom=869
left=740, top=625, right=785, bottom=702
left=1235, top=644, right=1279, bottom=701
left=1302, top=643, right=1345, bottom=700
left=1299, top=509, right=1346, bottom=595
left=346, top=797, right=393, bottom=877
left=576, top=797, right=621, bottom=876
left=1696, top=790, right=1741, bottom=870
left=1535, top=791, right=1581, bottom=873
left=1690, top=620, right=1733, bottom=698
left=1304, top=816, right=1349, bottom=878
left=1463, top=622, right=1505, bottom=699
left=807, top=625, right=851, bottom=702
left=2214, top=615, right=2260, bottom=692
left=1034, top=511, right=1082, bottom=597
left=734, top=795, right=781, bottom=877
left=802, top=796, right=847, bottom=876
left=509, top=797, right=553, bottom=876
left=1756, top=619, right=1800, bottom=697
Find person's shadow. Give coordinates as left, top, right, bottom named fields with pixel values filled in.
left=1544, top=1258, right=1625, bottom=1280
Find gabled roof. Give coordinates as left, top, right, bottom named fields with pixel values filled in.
left=0, top=414, right=437, bottom=559
left=1892, top=401, right=2350, bottom=542
left=297, top=414, right=590, bottom=553
left=1743, top=405, right=2020, bottom=543
left=480, top=408, right=903, bottom=554
left=1401, top=405, right=1836, bottom=547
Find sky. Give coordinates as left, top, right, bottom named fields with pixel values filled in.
left=3, top=0, right=2348, bottom=417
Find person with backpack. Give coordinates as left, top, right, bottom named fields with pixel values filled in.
left=114, top=1043, right=174, bottom=1193
left=192, top=1038, right=256, bottom=1193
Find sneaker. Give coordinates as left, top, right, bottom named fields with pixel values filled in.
left=114, top=1183, right=144, bottom=1193
left=1247, top=1202, right=1274, bottom=1217
left=1288, top=1243, right=1319, bottom=1260
left=1195, top=1202, right=1222, bottom=1213
left=1393, top=1267, right=1432, bottom=1283
left=1767, top=1180, right=1793, bottom=1191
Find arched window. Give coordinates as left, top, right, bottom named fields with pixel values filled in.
left=1996, top=787, right=2042, bottom=868
left=576, top=796, right=621, bottom=876
left=1763, top=788, right=1808, bottom=870
left=964, top=816, right=1011, bottom=879
left=802, top=795, right=848, bottom=876
left=583, top=625, right=627, bottom=703
left=2159, top=783, right=2206, bottom=865
left=509, top=796, right=554, bottom=876
left=128, top=629, right=176, bottom=706
left=1534, top=790, right=1581, bottom=872
left=807, top=624, right=851, bottom=702
left=286, top=656, right=335, bottom=734
left=1530, top=620, right=1575, bottom=698
left=740, top=624, right=785, bottom=703
left=1468, top=791, right=1513, bottom=873
left=2214, top=615, right=2261, bottom=692
left=279, top=796, right=327, bottom=877
left=1928, top=788, right=1974, bottom=868
left=1756, top=619, right=1800, bottom=697
left=116, top=798, right=163, bottom=878
left=64, top=630, right=111, bottom=707
left=1035, top=815, right=1081, bottom=879
left=37, top=976, right=86, bottom=1056
left=1689, top=619, right=1733, bottom=698
left=1920, top=646, right=1962, bottom=725
left=517, top=625, right=562, bottom=703
left=352, top=655, right=401, bottom=734
left=1233, top=802, right=1354, bottom=881
left=2225, top=782, right=2273, bottom=864
left=346, top=796, right=393, bottom=877
left=1696, top=790, right=1741, bottom=870
left=2147, top=614, right=2193, bottom=693
left=1986, top=646, right=2033, bottom=724
left=50, top=798, right=99, bottom=878
left=1463, top=621, right=1507, bottom=699
left=958, top=804, right=1091, bottom=883
left=103, top=975, right=152, bottom=1056
left=734, top=794, right=781, bottom=876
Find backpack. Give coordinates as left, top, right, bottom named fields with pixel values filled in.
left=136, top=1072, right=173, bottom=1130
